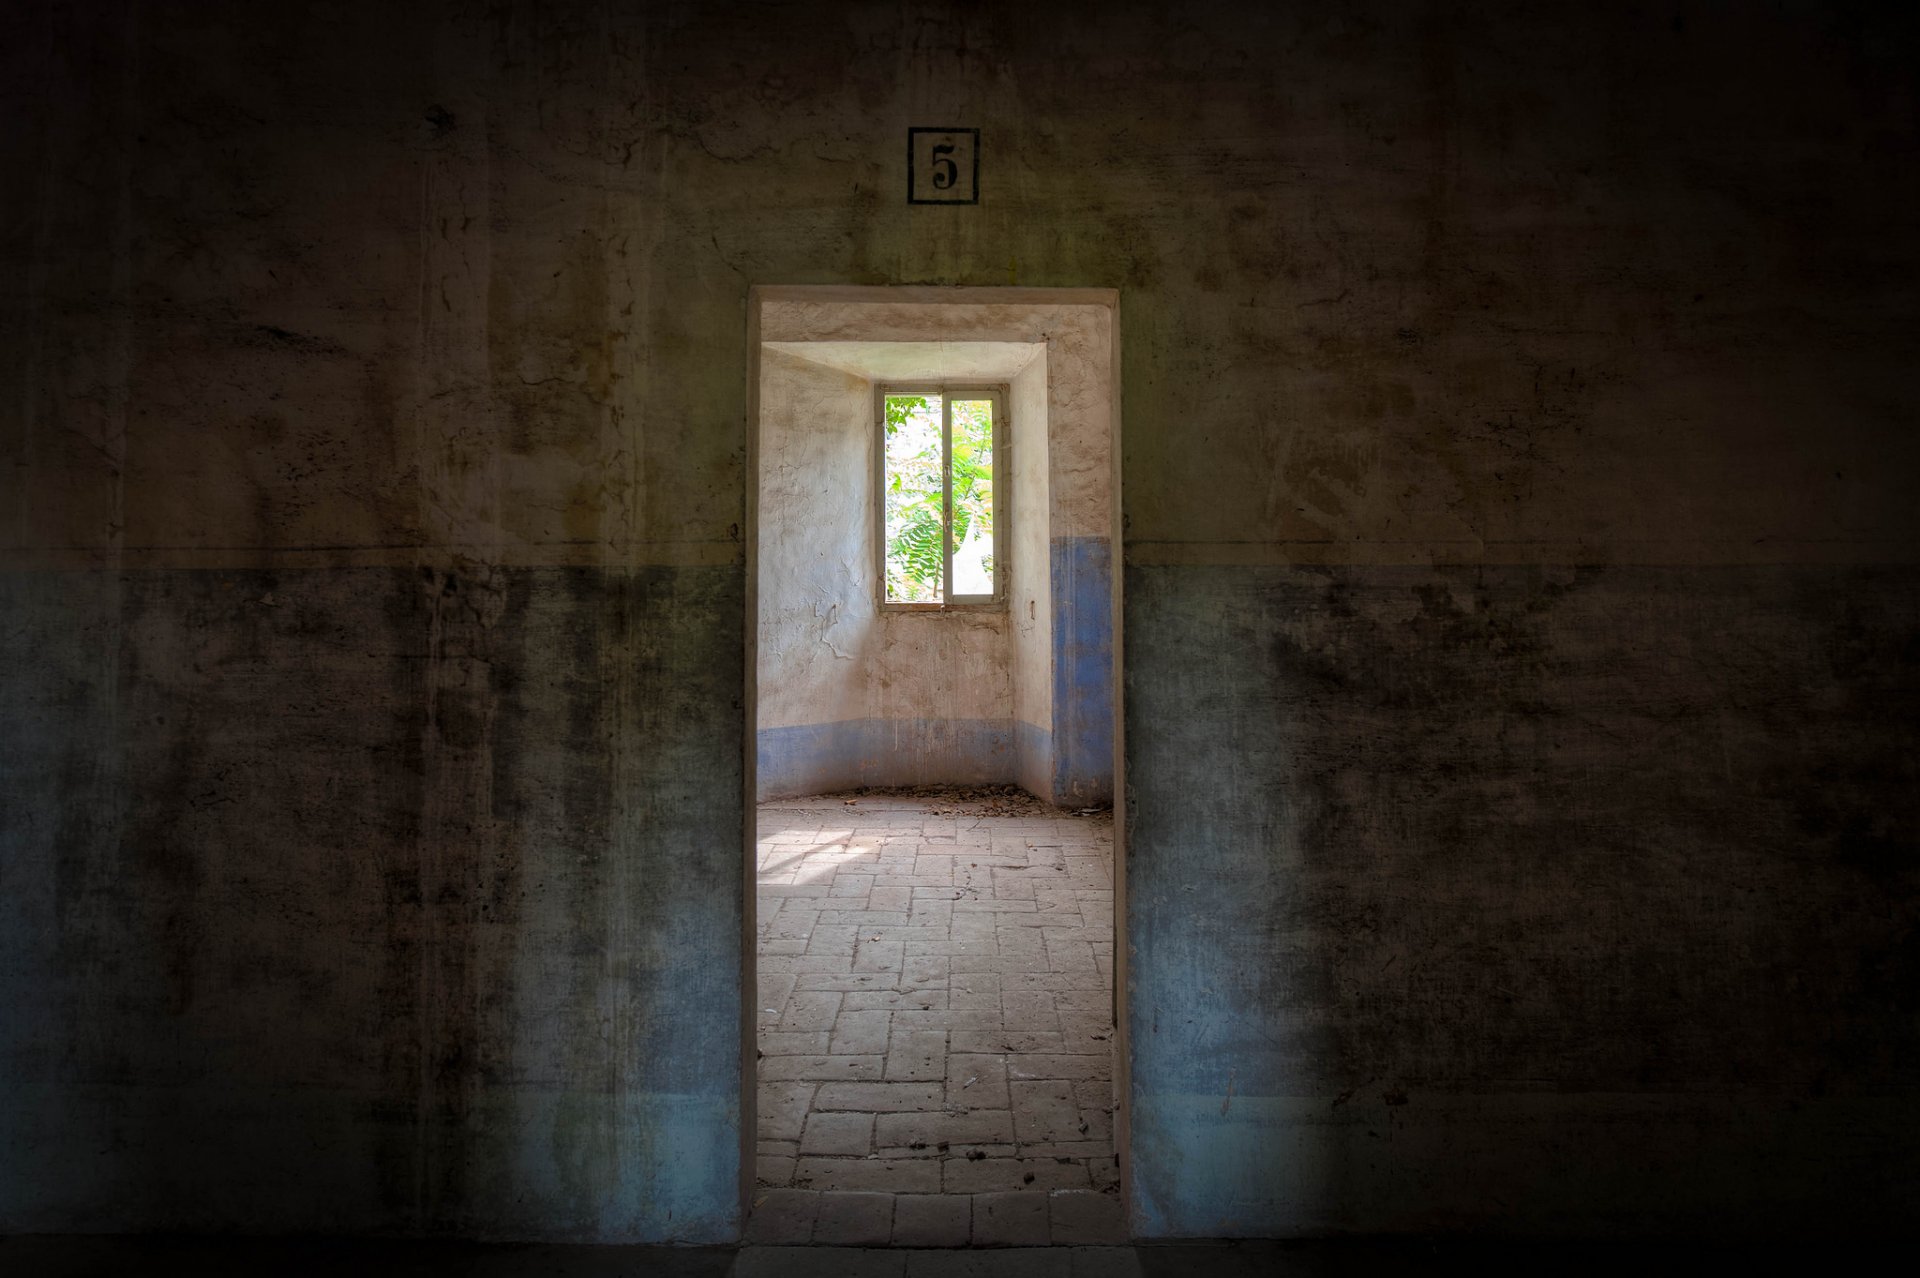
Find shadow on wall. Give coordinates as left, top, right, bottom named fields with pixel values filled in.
left=1125, top=561, right=1920, bottom=1236
left=0, top=565, right=743, bottom=1240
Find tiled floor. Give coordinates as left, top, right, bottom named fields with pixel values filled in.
left=753, top=790, right=1118, bottom=1246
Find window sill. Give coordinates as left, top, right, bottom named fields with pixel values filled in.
left=879, top=601, right=1007, bottom=614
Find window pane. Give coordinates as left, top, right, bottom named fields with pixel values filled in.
left=949, top=398, right=995, bottom=597
left=883, top=393, right=944, bottom=602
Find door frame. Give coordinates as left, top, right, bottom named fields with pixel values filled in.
left=742, top=284, right=1127, bottom=1234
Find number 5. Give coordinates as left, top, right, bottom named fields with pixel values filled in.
left=930, top=142, right=957, bottom=190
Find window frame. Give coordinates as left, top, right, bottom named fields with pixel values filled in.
left=874, top=382, right=1009, bottom=611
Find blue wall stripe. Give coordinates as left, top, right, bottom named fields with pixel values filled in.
left=756, top=717, right=1018, bottom=800
left=1051, top=535, right=1115, bottom=806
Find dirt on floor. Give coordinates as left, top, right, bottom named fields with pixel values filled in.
left=817, top=784, right=1113, bottom=822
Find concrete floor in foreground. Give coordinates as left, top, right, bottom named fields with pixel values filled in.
left=752, top=792, right=1120, bottom=1247
left=5, top=1238, right=1874, bottom=1278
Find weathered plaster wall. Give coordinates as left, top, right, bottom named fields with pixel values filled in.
left=1042, top=306, right=1116, bottom=806
left=754, top=339, right=1032, bottom=797
left=761, top=302, right=1116, bottom=807
left=0, top=0, right=749, bottom=1241
left=2, top=0, right=1916, bottom=1244
left=1010, top=356, right=1053, bottom=800
left=753, top=350, right=876, bottom=797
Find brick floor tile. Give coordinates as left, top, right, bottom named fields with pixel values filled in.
left=902, top=955, right=950, bottom=988
left=1045, top=936, right=1099, bottom=973
left=845, top=988, right=947, bottom=1013
left=794, top=972, right=896, bottom=992
left=892, top=1009, right=1000, bottom=1035
left=949, top=973, right=1001, bottom=1008
left=778, top=991, right=844, bottom=1030
left=1001, top=992, right=1058, bottom=1031
left=1049, top=1189, right=1126, bottom=1244
left=908, top=936, right=998, bottom=960
left=972, top=1192, right=1050, bottom=1246
left=875, top=1108, right=1015, bottom=1149
left=854, top=939, right=904, bottom=973
left=812, top=1081, right=943, bottom=1111
left=796, top=1157, right=942, bottom=1193
left=1053, top=988, right=1112, bottom=1012
left=949, top=1028, right=1051, bottom=1055
left=812, top=1191, right=894, bottom=1245
left=1008, top=1053, right=1110, bottom=1081
left=1059, top=1013, right=1121, bottom=1051
left=946, top=1052, right=1009, bottom=1108
left=866, top=926, right=928, bottom=944
left=762, top=1031, right=831, bottom=1055
left=885, top=1028, right=947, bottom=1081
left=1059, top=1022, right=1114, bottom=1057
left=1010, top=1079, right=1079, bottom=1142
left=999, top=972, right=1078, bottom=993
left=991, top=872, right=1036, bottom=901
left=829, top=1010, right=893, bottom=1055
left=799, top=1111, right=874, bottom=1156
left=820, top=909, right=910, bottom=928
left=999, top=911, right=1073, bottom=930
left=945, top=1157, right=1092, bottom=1194
left=765, top=908, right=822, bottom=941
left=1073, top=1078, right=1116, bottom=1111
left=761, top=954, right=855, bottom=973
left=759, top=1081, right=816, bottom=1140
left=744, top=1188, right=817, bottom=1244
left=994, top=929, right=1047, bottom=959
left=759, top=1055, right=884, bottom=1081
left=806, top=926, right=860, bottom=954
left=1017, top=1140, right=1112, bottom=1159
left=757, top=972, right=798, bottom=1022
left=830, top=873, right=876, bottom=898
left=891, top=1193, right=971, bottom=1246
left=968, top=954, right=1066, bottom=974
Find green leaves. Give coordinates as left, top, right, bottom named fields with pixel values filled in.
left=882, top=392, right=996, bottom=602
left=884, top=394, right=931, bottom=432
left=884, top=394, right=944, bottom=602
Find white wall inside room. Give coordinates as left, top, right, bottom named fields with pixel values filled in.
left=754, top=299, right=1115, bottom=805
left=1009, top=355, right=1052, bottom=800
left=756, top=339, right=1036, bottom=800
left=755, top=349, right=874, bottom=736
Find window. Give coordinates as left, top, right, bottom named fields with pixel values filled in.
left=878, top=384, right=1005, bottom=606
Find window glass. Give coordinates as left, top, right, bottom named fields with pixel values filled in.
left=949, top=399, right=995, bottom=597
left=883, top=393, right=944, bottom=603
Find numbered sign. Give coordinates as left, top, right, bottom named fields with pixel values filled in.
left=907, top=128, right=980, bottom=205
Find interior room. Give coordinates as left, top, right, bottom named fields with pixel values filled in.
left=748, top=293, right=1122, bottom=1244
left=2, top=0, right=1916, bottom=1270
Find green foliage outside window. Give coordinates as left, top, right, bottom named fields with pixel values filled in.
left=884, top=393, right=996, bottom=602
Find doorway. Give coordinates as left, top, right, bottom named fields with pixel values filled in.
left=742, top=287, right=1126, bottom=1246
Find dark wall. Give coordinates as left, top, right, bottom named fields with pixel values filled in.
left=1, top=0, right=1915, bottom=1240
left=1128, top=563, right=1920, bottom=1233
